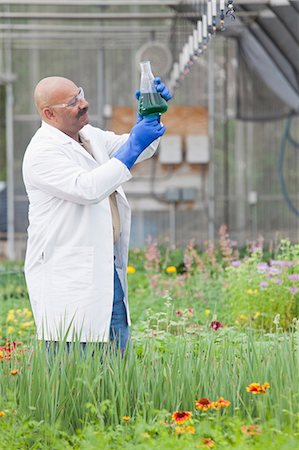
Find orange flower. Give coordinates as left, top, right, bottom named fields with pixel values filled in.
left=202, top=437, right=215, bottom=448
left=171, top=410, right=192, bottom=424
left=195, top=397, right=213, bottom=411
left=212, top=397, right=231, bottom=409
left=246, top=382, right=270, bottom=394
left=122, top=415, right=130, bottom=422
left=241, top=424, right=262, bottom=436
left=0, top=411, right=6, bottom=417
left=10, top=369, right=18, bottom=376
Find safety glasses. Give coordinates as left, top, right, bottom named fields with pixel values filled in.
left=47, top=87, right=85, bottom=108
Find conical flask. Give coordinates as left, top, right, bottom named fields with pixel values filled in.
left=138, top=61, right=168, bottom=117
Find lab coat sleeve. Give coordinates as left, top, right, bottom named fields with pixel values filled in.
left=23, top=145, right=132, bottom=205
left=99, top=129, right=160, bottom=165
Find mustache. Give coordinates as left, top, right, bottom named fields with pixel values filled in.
left=77, top=107, right=88, bottom=118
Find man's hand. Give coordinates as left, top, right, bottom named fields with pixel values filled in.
left=114, top=116, right=166, bottom=170
left=153, top=77, right=173, bottom=101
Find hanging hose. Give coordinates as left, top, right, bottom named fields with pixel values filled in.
left=278, top=114, right=299, bottom=217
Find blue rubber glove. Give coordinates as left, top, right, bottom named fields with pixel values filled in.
left=115, top=116, right=166, bottom=170
left=154, top=77, right=173, bottom=101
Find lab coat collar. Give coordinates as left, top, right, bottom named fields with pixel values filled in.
left=41, top=121, right=73, bottom=144
left=41, top=121, right=96, bottom=162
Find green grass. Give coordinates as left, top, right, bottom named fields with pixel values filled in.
left=0, top=242, right=298, bottom=449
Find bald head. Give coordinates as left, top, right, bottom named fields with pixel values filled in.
left=34, top=76, right=78, bottom=117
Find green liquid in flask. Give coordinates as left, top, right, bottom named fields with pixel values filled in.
left=138, top=92, right=168, bottom=117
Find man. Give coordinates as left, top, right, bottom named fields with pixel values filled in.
left=22, top=76, right=171, bottom=353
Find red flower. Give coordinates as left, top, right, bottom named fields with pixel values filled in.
left=171, top=410, right=192, bottom=424
left=246, top=382, right=270, bottom=394
left=195, top=397, right=213, bottom=411
left=0, top=340, right=24, bottom=361
left=210, top=321, right=224, bottom=330
left=241, top=424, right=262, bottom=436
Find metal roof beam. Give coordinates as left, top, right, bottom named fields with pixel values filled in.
left=0, top=11, right=200, bottom=20
left=0, top=23, right=169, bottom=32
left=0, top=0, right=181, bottom=4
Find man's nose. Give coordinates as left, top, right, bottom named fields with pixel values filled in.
left=79, top=98, right=89, bottom=108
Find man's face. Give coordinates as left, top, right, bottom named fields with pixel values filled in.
left=44, top=84, right=89, bottom=138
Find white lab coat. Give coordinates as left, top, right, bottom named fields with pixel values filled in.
left=22, top=121, right=158, bottom=342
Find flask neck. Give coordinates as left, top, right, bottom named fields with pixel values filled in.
left=139, top=60, right=156, bottom=93
left=140, top=61, right=154, bottom=78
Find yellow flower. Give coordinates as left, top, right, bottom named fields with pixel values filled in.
left=10, top=369, right=18, bottom=376
left=7, top=311, right=15, bottom=322
left=175, top=425, right=195, bottom=434
left=7, top=326, right=14, bottom=334
left=122, top=415, right=130, bottom=422
left=0, top=411, right=6, bottom=417
left=23, top=308, right=33, bottom=318
left=254, top=312, right=261, bottom=319
left=127, top=266, right=136, bottom=274
left=20, top=321, right=34, bottom=330
left=166, top=266, right=177, bottom=274
left=247, top=289, right=258, bottom=295
left=205, top=309, right=211, bottom=317
left=239, top=314, right=247, bottom=321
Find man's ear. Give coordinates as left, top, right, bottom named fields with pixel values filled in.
left=43, top=107, right=55, bottom=121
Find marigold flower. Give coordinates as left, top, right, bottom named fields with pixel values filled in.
left=127, top=266, right=136, bottom=274
left=122, top=415, right=130, bottom=422
left=171, top=410, right=192, bottom=424
left=10, top=369, right=18, bottom=376
left=166, top=265, right=177, bottom=274
left=195, top=397, right=213, bottom=411
left=241, top=424, right=262, bottom=436
left=246, top=382, right=270, bottom=394
left=202, top=437, right=215, bottom=448
left=212, top=397, right=231, bottom=409
left=0, top=411, right=6, bottom=417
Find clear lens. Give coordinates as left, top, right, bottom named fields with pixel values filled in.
left=67, top=87, right=84, bottom=107
left=48, top=87, right=84, bottom=108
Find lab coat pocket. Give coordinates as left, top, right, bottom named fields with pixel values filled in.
left=51, top=246, right=94, bottom=296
